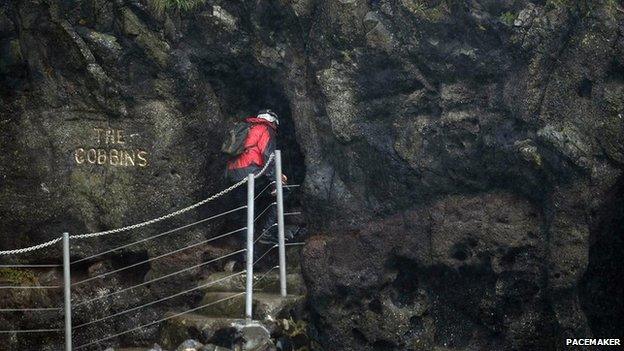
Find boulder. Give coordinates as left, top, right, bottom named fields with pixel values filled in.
left=176, top=339, right=203, bottom=351
left=231, top=321, right=275, bottom=351
left=159, top=314, right=238, bottom=349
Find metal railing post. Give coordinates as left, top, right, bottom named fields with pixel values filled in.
left=275, top=150, right=287, bottom=297
left=62, top=232, right=72, bottom=351
left=245, top=174, right=255, bottom=321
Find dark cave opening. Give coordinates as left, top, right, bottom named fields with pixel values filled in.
left=605, top=59, right=624, bottom=83
left=199, top=57, right=306, bottom=186
left=579, top=177, right=624, bottom=338
left=386, top=256, right=420, bottom=307
left=372, top=339, right=398, bottom=350
left=577, top=78, right=593, bottom=98
left=70, top=251, right=151, bottom=290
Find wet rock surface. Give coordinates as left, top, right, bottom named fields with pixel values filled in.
left=0, top=0, right=623, bottom=350
left=303, top=194, right=548, bottom=349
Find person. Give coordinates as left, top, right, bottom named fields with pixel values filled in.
left=225, top=109, right=288, bottom=244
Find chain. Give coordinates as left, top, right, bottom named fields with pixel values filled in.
left=0, top=153, right=275, bottom=252
left=71, top=153, right=275, bottom=240
left=254, top=152, right=275, bottom=179
left=0, top=237, right=62, bottom=256
left=69, top=178, right=249, bottom=240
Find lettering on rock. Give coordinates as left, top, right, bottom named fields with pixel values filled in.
left=74, top=128, right=149, bottom=167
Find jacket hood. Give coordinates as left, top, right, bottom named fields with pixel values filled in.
left=245, top=116, right=277, bottom=130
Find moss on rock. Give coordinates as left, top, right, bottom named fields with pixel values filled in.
left=121, top=7, right=170, bottom=67
left=0, top=268, right=38, bottom=285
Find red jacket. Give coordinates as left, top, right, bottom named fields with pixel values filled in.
left=227, top=117, right=276, bottom=174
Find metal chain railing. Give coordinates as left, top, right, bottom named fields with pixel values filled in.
left=0, top=237, right=62, bottom=256
left=0, top=151, right=309, bottom=350
left=0, top=153, right=274, bottom=255
left=71, top=153, right=275, bottom=240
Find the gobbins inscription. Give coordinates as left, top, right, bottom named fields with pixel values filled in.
left=74, top=128, right=149, bottom=167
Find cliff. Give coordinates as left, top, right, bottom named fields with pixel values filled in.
left=1, top=0, right=623, bottom=350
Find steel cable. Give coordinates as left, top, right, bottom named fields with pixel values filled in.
left=73, top=249, right=245, bottom=308
left=255, top=181, right=276, bottom=200
left=0, top=328, right=62, bottom=334
left=252, top=241, right=306, bottom=267
left=73, top=270, right=246, bottom=330
left=73, top=291, right=246, bottom=350
left=71, top=227, right=246, bottom=287
left=0, top=154, right=274, bottom=255
left=253, top=244, right=279, bottom=266
left=254, top=202, right=276, bottom=222
left=0, top=153, right=278, bottom=341
left=285, top=242, right=306, bottom=247
left=0, top=285, right=61, bottom=290
left=0, top=264, right=61, bottom=268
left=0, top=307, right=62, bottom=312
left=254, top=223, right=277, bottom=245
left=71, top=206, right=247, bottom=265
left=252, top=265, right=279, bottom=291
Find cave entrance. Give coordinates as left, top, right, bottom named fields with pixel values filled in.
left=579, top=177, right=624, bottom=338
left=200, top=57, right=306, bottom=193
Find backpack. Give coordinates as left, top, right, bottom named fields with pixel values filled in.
left=221, top=122, right=250, bottom=157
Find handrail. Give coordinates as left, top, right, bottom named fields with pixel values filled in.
left=0, top=151, right=306, bottom=350
left=0, top=154, right=275, bottom=255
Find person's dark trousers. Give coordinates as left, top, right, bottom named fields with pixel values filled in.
left=225, top=176, right=292, bottom=271
left=252, top=176, right=274, bottom=235
left=229, top=185, right=247, bottom=230
left=257, top=184, right=290, bottom=241
left=225, top=173, right=274, bottom=238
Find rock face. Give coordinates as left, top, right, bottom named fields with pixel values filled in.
left=1, top=0, right=623, bottom=350
left=304, top=194, right=550, bottom=349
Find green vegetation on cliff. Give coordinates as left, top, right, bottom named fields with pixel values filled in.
left=149, top=0, right=206, bottom=12
left=0, top=268, right=38, bottom=285
left=499, top=11, right=516, bottom=26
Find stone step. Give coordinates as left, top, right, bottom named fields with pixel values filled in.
left=202, top=271, right=306, bottom=295
left=159, top=314, right=239, bottom=350
left=198, top=292, right=305, bottom=320
left=159, top=315, right=277, bottom=351
left=114, top=344, right=232, bottom=351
